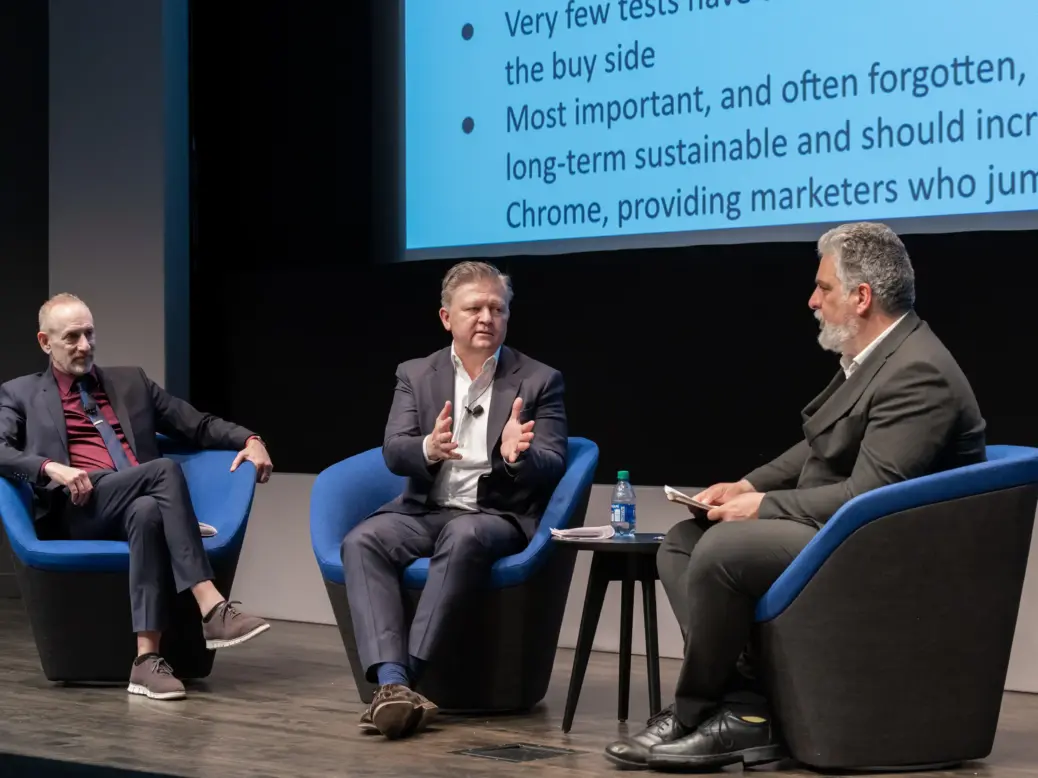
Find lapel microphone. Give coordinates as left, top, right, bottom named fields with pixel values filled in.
left=466, top=405, right=484, bottom=418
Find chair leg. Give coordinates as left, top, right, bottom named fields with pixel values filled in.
left=618, top=576, right=634, bottom=722
left=642, top=578, right=661, bottom=717
left=562, top=553, right=610, bottom=733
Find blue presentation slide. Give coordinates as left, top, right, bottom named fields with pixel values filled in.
left=404, top=0, right=1038, bottom=251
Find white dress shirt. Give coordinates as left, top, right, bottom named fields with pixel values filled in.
left=424, top=345, right=501, bottom=511
left=840, top=312, right=908, bottom=379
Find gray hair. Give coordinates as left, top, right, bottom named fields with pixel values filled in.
left=39, top=292, right=87, bottom=332
left=440, top=261, right=513, bottom=308
left=817, top=222, right=915, bottom=315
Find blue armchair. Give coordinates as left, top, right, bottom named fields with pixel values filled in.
left=311, top=437, right=599, bottom=712
left=754, top=444, right=1038, bottom=770
left=0, top=437, right=257, bottom=683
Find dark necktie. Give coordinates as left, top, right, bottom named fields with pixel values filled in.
left=76, top=377, right=133, bottom=471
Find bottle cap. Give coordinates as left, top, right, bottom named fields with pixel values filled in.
left=617, top=470, right=629, bottom=481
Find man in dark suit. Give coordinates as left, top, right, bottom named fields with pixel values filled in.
left=606, top=223, right=986, bottom=771
left=342, top=261, right=568, bottom=739
left=0, top=293, right=274, bottom=701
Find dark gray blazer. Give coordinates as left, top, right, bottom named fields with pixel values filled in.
left=378, top=345, right=568, bottom=539
left=0, top=365, right=256, bottom=521
left=745, top=311, right=986, bottom=527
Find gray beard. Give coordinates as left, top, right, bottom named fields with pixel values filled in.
left=815, top=310, right=859, bottom=355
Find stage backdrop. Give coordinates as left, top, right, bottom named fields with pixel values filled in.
left=2, top=0, right=1036, bottom=700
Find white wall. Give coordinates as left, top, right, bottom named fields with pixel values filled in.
left=48, top=0, right=189, bottom=393
left=1007, top=521, right=1038, bottom=692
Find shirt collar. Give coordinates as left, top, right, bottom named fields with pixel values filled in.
left=450, top=343, right=501, bottom=378
left=52, top=364, right=96, bottom=397
left=841, top=312, right=908, bottom=377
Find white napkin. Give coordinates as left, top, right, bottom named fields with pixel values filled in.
left=550, top=525, right=615, bottom=540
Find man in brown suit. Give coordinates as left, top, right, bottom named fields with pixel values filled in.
left=606, top=222, right=986, bottom=771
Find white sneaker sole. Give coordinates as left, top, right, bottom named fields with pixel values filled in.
left=205, top=622, right=271, bottom=650
left=127, top=683, right=186, bottom=701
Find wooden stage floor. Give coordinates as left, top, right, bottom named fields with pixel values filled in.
left=1, top=598, right=1037, bottom=777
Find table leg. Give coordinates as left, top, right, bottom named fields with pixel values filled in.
left=562, top=553, right=609, bottom=733
left=642, top=578, right=662, bottom=716
left=618, top=575, right=634, bottom=722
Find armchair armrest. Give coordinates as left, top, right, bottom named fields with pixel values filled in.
left=310, top=448, right=407, bottom=584
left=0, top=438, right=256, bottom=572
left=489, top=438, right=598, bottom=586
left=0, top=477, right=51, bottom=565
left=756, top=445, right=1038, bottom=622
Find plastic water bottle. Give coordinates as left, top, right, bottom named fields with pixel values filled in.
left=610, top=470, right=636, bottom=538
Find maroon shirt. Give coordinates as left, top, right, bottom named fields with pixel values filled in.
left=51, top=366, right=140, bottom=471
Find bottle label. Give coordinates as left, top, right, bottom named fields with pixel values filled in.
left=610, top=503, right=635, bottom=531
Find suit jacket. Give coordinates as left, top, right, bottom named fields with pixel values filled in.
left=744, top=311, right=986, bottom=527
left=0, top=365, right=257, bottom=522
left=378, top=345, right=568, bottom=539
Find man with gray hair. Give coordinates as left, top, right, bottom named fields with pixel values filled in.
left=606, top=222, right=985, bottom=771
left=342, top=261, right=568, bottom=740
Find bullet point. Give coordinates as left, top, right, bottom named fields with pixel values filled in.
left=461, top=23, right=474, bottom=40
left=462, top=117, right=475, bottom=134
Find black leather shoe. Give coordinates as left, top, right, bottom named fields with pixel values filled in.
left=647, top=707, right=785, bottom=770
left=604, top=708, right=694, bottom=769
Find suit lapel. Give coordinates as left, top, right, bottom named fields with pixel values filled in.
left=96, top=367, right=138, bottom=456
left=428, top=348, right=455, bottom=430
left=487, top=346, right=521, bottom=454
left=803, top=311, right=921, bottom=442
left=801, top=370, right=846, bottom=423
left=40, top=370, right=68, bottom=458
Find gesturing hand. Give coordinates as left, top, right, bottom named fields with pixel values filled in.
left=426, top=401, right=462, bottom=462
left=45, top=462, right=93, bottom=506
left=500, top=397, right=535, bottom=464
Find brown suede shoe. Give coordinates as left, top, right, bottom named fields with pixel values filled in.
left=403, top=690, right=439, bottom=735
left=358, top=706, right=378, bottom=733
left=202, top=600, right=270, bottom=649
left=369, top=684, right=422, bottom=739
left=361, top=686, right=437, bottom=736
left=127, top=656, right=186, bottom=701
